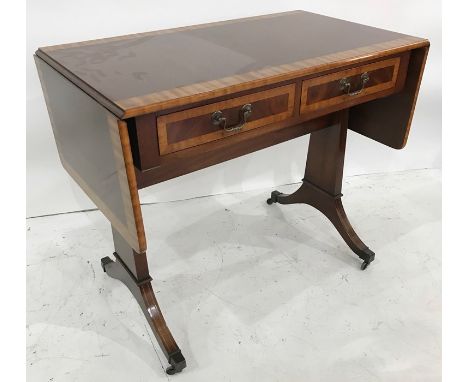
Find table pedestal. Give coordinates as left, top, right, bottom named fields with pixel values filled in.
left=267, top=111, right=375, bottom=269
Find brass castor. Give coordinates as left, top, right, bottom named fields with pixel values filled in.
left=361, top=261, right=370, bottom=270
left=266, top=190, right=282, bottom=205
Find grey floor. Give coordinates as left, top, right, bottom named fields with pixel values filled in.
left=26, top=169, right=441, bottom=382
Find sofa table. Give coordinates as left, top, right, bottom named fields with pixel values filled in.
left=35, top=10, right=429, bottom=374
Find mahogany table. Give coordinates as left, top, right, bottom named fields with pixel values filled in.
left=35, top=11, right=429, bottom=374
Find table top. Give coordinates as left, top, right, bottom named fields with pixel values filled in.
left=36, top=10, right=428, bottom=118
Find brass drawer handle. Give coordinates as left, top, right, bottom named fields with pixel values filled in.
left=211, top=103, right=253, bottom=132
left=339, top=72, right=370, bottom=96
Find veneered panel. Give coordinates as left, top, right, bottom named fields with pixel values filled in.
left=348, top=46, right=429, bottom=149
left=136, top=113, right=341, bottom=188
left=157, top=84, right=295, bottom=154
left=36, top=11, right=428, bottom=117
left=166, top=94, right=289, bottom=144
left=35, top=56, right=146, bottom=253
left=300, top=57, right=400, bottom=114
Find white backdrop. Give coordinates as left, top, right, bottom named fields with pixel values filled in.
left=26, top=0, right=441, bottom=217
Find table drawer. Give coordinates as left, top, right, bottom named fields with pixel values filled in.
left=300, top=57, right=402, bottom=115
left=157, top=84, right=295, bottom=155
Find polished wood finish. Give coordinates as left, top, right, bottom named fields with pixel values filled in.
left=349, top=46, right=429, bottom=148
left=117, top=120, right=147, bottom=251
left=35, top=11, right=429, bottom=375
left=102, top=227, right=185, bottom=374
left=137, top=114, right=339, bottom=188
left=126, top=51, right=412, bottom=179
left=157, top=84, right=295, bottom=154
left=267, top=111, right=374, bottom=266
left=110, top=227, right=150, bottom=279
left=128, top=113, right=161, bottom=170
left=36, top=11, right=428, bottom=118
left=131, top=51, right=410, bottom=189
left=300, top=56, right=402, bottom=115
left=35, top=56, right=146, bottom=253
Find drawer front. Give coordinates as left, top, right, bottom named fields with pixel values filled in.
left=300, top=57, right=401, bottom=115
left=157, top=84, right=295, bottom=155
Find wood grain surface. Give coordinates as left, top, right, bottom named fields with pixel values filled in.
left=300, top=57, right=400, bottom=114
left=157, top=84, right=295, bottom=154
left=35, top=10, right=428, bottom=118
left=348, top=46, right=429, bottom=149
left=35, top=56, right=147, bottom=253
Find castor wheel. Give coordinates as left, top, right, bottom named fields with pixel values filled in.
left=266, top=190, right=282, bottom=205
left=166, top=351, right=186, bottom=374
left=360, top=261, right=370, bottom=270
left=100, top=256, right=113, bottom=273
